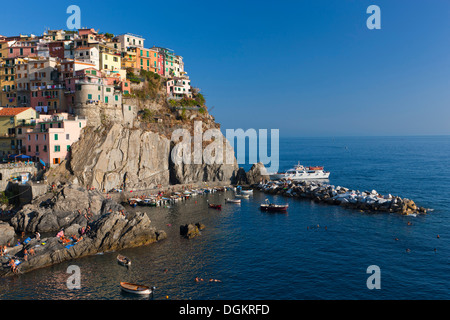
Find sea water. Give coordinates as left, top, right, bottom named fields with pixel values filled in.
left=0, top=136, right=449, bottom=300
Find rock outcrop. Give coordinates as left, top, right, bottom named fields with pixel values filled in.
left=1, top=184, right=166, bottom=277
left=1, top=210, right=166, bottom=277
left=0, top=222, right=15, bottom=246
left=246, top=162, right=270, bottom=185
left=47, top=121, right=238, bottom=192
left=10, top=184, right=121, bottom=233
left=180, top=223, right=205, bottom=239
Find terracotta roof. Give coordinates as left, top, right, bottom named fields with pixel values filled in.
left=0, top=107, right=33, bottom=116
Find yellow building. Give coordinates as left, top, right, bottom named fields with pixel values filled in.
left=122, top=47, right=138, bottom=70
left=0, top=57, right=25, bottom=107
left=99, top=44, right=122, bottom=72
left=0, top=107, right=37, bottom=156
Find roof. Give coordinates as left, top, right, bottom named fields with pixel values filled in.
left=0, top=107, right=34, bottom=117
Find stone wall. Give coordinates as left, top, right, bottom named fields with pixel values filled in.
left=0, top=164, right=38, bottom=191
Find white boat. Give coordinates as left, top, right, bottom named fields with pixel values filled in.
left=240, top=189, right=253, bottom=195
left=226, top=198, right=241, bottom=204
left=235, top=193, right=250, bottom=198
left=270, top=162, right=330, bottom=180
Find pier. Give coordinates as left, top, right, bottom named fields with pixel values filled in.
left=254, top=180, right=429, bottom=215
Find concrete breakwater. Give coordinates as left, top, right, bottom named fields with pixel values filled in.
left=255, top=180, right=429, bottom=215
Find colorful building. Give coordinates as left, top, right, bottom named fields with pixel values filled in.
left=17, top=113, right=87, bottom=166
left=0, top=107, right=37, bottom=156
left=166, top=77, right=192, bottom=99
left=99, top=44, right=122, bottom=72
left=116, top=33, right=145, bottom=51
left=0, top=57, right=23, bottom=107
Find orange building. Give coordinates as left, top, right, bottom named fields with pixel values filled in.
left=137, top=48, right=159, bottom=73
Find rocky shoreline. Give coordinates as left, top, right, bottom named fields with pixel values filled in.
left=254, top=179, right=429, bottom=215
left=0, top=184, right=166, bottom=277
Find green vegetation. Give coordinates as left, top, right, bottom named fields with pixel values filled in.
left=194, top=93, right=206, bottom=106
left=140, top=108, right=154, bottom=122
left=0, top=191, right=9, bottom=205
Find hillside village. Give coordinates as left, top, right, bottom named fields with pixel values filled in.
left=0, top=28, right=206, bottom=173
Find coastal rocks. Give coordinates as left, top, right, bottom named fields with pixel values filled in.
left=48, top=122, right=239, bottom=191
left=169, top=132, right=238, bottom=186
left=246, top=162, right=270, bottom=185
left=0, top=222, right=15, bottom=246
left=67, top=124, right=172, bottom=191
left=180, top=223, right=205, bottom=239
left=235, top=167, right=248, bottom=185
left=1, top=210, right=166, bottom=277
left=10, top=184, right=122, bottom=233
left=256, top=180, right=428, bottom=215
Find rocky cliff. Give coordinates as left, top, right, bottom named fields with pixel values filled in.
left=2, top=184, right=166, bottom=277
left=47, top=79, right=238, bottom=191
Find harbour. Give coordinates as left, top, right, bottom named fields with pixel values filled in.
left=1, top=136, right=448, bottom=300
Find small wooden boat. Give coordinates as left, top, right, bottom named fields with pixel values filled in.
left=240, top=189, right=253, bottom=194
left=260, top=200, right=289, bottom=212
left=208, top=204, right=222, bottom=210
left=117, top=254, right=131, bottom=267
left=120, top=282, right=154, bottom=295
left=226, top=198, right=241, bottom=204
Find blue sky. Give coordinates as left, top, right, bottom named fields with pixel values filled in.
left=1, top=0, right=449, bottom=137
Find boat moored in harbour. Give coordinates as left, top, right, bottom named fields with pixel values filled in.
left=270, top=162, right=330, bottom=180
left=226, top=198, right=241, bottom=204
left=260, top=199, right=289, bottom=212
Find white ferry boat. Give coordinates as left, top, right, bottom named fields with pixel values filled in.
left=270, top=162, right=330, bottom=180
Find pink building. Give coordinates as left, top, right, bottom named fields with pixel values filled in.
left=7, top=42, right=37, bottom=58
left=17, top=113, right=87, bottom=167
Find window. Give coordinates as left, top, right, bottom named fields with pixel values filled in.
left=36, top=145, right=39, bottom=152
left=35, top=134, right=38, bottom=141
left=66, top=134, right=70, bottom=140
left=54, top=134, right=58, bottom=140
left=115, top=95, right=118, bottom=101
left=67, top=145, right=71, bottom=151
left=88, top=94, right=92, bottom=99
left=54, top=145, right=61, bottom=152
left=53, top=158, right=60, bottom=164
left=28, top=145, right=31, bottom=152
left=28, top=135, right=31, bottom=141
left=43, top=145, right=47, bottom=152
